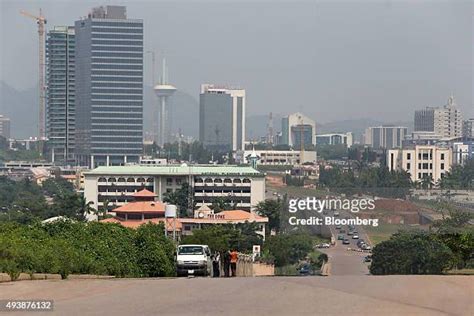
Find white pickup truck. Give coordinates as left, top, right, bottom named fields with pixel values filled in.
left=176, top=244, right=212, bottom=276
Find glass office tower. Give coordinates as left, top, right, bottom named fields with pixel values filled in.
left=75, top=5, right=143, bottom=168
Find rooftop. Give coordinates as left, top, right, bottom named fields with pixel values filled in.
left=113, top=201, right=165, bottom=213
left=85, top=164, right=262, bottom=177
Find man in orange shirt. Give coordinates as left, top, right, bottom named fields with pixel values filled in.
left=230, top=249, right=238, bottom=277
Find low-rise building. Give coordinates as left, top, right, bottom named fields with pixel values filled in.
left=101, top=190, right=268, bottom=239
left=387, top=145, right=452, bottom=183
left=235, top=150, right=316, bottom=165
left=84, top=164, right=265, bottom=212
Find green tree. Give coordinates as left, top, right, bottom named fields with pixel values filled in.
left=255, top=199, right=282, bottom=233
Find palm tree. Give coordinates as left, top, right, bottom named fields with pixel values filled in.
left=420, top=175, right=434, bottom=190
left=77, top=196, right=96, bottom=221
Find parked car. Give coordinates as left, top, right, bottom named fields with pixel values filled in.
left=342, top=239, right=350, bottom=245
left=362, top=244, right=371, bottom=250
left=335, top=225, right=342, bottom=229
left=337, top=234, right=344, bottom=240
left=299, top=263, right=313, bottom=276
left=334, top=211, right=340, bottom=216
left=364, top=255, right=372, bottom=263
left=176, top=244, right=212, bottom=276
left=340, top=229, right=346, bottom=234
left=347, top=231, right=354, bottom=236
left=352, top=235, right=359, bottom=239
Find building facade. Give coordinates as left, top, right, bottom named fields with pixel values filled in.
left=452, top=141, right=474, bottom=165
left=46, top=26, right=76, bottom=163
left=281, top=112, right=315, bottom=149
left=75, top=5, right=143, bottom=168
left=414, top=96, right=463, bottom=140
left=84, top=165, right=265, bottom=212
left=0, top=115, right=11, bottom=139
left=463, top=118, right=474, bottom=138
left=199, top=84, right=245, bottom=152
left=365, top=126, right=407, bottom=149
left=387, top=145, right=452, bottom=183
left=235, top=150, right=317, bottom=165
left=316, top=132, right=353, bottom=147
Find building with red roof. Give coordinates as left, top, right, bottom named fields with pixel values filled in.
left=100, top=190, right=268, bottom=239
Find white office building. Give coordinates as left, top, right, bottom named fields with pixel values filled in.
left=281, top=112, right=316, bottom=148
left=414, top=96, right=463, bottom=140
left=84, top=164, right=265, bottom=211
left=235, top=150, right=317, bottom=165
left=365, top=126, right=407, bottom=149
left=387, top=145, right=452, bottom=183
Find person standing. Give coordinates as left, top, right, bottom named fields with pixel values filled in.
left=212, top=252, right=220, bottom=277
left=230, top=249, right=238, bottom=277
left=223, top=250, right=231, bottom=277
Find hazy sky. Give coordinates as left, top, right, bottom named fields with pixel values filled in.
left=1, top=0, right=473, bottom=123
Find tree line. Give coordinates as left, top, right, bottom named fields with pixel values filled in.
left=0, top=221, right=175, bottom=280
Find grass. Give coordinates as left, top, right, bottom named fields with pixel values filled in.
left=364, top=223, right=409, bottom=245
left=445, top=269, right=474, bottom=275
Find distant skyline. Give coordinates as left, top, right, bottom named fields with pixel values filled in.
left=1, top=0, right=473, bottom=125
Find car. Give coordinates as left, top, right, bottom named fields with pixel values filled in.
left=340, top=229, right=346, bottom=234
left=334, top=211, right=340, bottom=216
left=348, top=225, right=355, bottom=230
left=299, top=263, right=313, bottom=276
left=352, top=231, right=358, bottom=235
left=364, top=255, right=372, bottom=263
left=337, top=234, right=344, bottom=240
left=176, top=244, right=212, bottom=276
left=352, top=235, right=359, bottom=239
left=342, top=239, right=350, bottom=245
left=335, top=225, right=342, bottom=229
left=362, top=244, right=371, bottom=250
left=347, top=231, right=354, bottom=236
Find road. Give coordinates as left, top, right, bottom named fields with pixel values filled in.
left=1, top=276, right=472, bottom=316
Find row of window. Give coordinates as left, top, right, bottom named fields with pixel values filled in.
left=98, top=177, right=154, bottom=183
left=92, top=46, right=142, bottom=52
left=91, top=76, right=143, bottom=82
left=195, top=178, right=251, bottom=184
left=92, top=52, right=142, bottom=58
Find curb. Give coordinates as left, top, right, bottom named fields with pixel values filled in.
left=0, top=273, right=115, bottom=283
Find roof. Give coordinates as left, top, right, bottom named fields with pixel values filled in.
left=133, top=189, right=156, bottom=198
left=84, top=164, right=263, bottom=177
left=182, top=210, right=268, bottom=224
left=219, top=210, right=267, bottom=221
left=101, top=217, right=182, bottom=230
left=113, top=201, right=165, bottom=213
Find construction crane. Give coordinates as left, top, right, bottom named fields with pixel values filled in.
left=20, top=9, right=47, bottom=144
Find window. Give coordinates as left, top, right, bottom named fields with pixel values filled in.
left=166, top=178, right=173, bottom=186
left=441, top=163, right=444, bottom=170
left=406, top=163, right=411, bottom=169
left=441, top=153, right=445, bottom=160
left=407, top=153, right=411, bottom=160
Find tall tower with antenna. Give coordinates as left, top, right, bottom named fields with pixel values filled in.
left=154, top=58, right=176, bottom=147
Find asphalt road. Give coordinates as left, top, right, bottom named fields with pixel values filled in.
left=1, top=276, right=472, bottom=316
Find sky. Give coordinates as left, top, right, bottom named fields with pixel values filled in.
left=1, top=0, right=473, bottom=123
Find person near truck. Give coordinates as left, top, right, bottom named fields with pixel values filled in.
left=212, top=252, right=220, bottom=277
left=223, top=250, right=231, bottom=277
left=230, top=249, right=238, bottom=277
